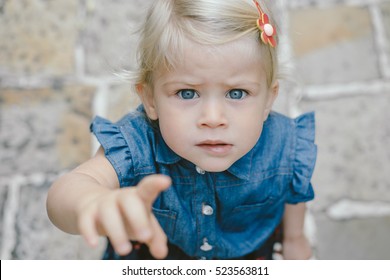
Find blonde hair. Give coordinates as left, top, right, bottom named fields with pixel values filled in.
left=135, top=0, right=279, bottom=88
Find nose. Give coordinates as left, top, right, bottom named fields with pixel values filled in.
left=197, top=99, right=228, bottom=129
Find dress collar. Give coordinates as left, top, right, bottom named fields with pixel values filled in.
left=155, top=130, right=182, bottom=165
left=225, top=148, right=253, bottom=181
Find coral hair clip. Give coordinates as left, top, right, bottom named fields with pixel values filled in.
left=253, top=0, right=277, bottom=48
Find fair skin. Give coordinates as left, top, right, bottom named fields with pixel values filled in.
left=141, top=37, right=276, bottom=173
left=47, top=36, right=311, bottom=259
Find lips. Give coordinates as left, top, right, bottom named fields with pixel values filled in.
left=196, top=140, right=233, bottom=155
left=197, top=140, right=229, bottom=145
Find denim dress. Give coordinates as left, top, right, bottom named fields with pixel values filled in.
left=90, top=106, right=317, bottom=260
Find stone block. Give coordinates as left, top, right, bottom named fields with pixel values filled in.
left=1, top=173, right=105, bottom=259
left=290, top=6, right=380, bottom=85
left=315, top=214, right=390, bottom=259
left=0, top=0, right=79, bottom=76
left=83, top=0, right=153, bottom=76
left=0, top=85, right=95, bottom=176
left=300, top=93, right=390, bottom=211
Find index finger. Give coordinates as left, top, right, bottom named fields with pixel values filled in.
left=136, top=174, right=171, bottom=207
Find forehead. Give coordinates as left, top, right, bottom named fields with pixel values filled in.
left=186, top=36, right=262, bottom=65
left=155, top=36, right=267, bottom=82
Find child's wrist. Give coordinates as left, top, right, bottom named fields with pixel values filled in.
left=283, top=232, right=306, bottom=242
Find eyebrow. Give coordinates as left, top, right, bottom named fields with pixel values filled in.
left=161, top=79, right=262, bottom=88
left=162, top=80, right=200, bottom=87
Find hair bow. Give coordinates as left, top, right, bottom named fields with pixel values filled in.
left=253, top=0, right=277, bottom=48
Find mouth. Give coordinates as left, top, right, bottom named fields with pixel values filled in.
left=196, top=140, right=233, bottom=155
left=197, top=140, right=230, bottom=146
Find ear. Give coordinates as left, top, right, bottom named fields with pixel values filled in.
left=136, top=83, right=159, bottom=120
left=263, top=81, right=279, bottom=121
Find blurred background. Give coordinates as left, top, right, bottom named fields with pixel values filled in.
left=1, top=0, right=390, bottom=260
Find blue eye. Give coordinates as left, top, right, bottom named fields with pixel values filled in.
left=177, top=89, right=199, bottom=99
left=226, top=89, right=247, bottom=99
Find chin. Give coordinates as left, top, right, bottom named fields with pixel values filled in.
left=203, top=167, right=228, bottom=173
left=198, top=161, right=234, bottom=173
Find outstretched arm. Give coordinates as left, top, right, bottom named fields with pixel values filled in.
left=282, top=203, right=312, bottom=259
left=46, top=147, right=171, bottom=258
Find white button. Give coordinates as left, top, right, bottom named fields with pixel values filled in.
left=196, top=166, right=205, bottom=174
left=200, top=238, right=213, bottom=252
left=202, top=204, right=214, bottom=216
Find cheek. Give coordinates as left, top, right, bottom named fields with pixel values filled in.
left=235, top=111, right=264, bottom=145
left=157, top=109, right=189, bottom=148
left=244, top=123, right=264, bottom=146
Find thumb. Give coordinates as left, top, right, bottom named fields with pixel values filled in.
left=136, top=174, right=171, bottom=207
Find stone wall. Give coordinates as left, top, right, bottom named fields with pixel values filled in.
left=1, top=0, right=389, bottom=259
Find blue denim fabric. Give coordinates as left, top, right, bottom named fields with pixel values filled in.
left=90, top=105, right=317, bottom=259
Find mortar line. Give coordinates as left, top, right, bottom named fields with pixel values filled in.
left=0, top=176, right=24, bottom=260
left=326, top=198, right=390, bottom=220
left=279, top=0, right=304, bottom=118
left=302, top=80, right=390, bottom=100
left=370, top=4, right=390, bottom=79
left=75, top=0, right=87, bottom=81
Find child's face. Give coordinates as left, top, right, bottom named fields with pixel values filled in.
left=141, top=36, right=278, bottom=172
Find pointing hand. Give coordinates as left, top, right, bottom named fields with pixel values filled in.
left=78, top=174, right=172, bottom=259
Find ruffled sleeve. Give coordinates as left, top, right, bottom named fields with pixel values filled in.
left=286, top=112, right=317, bottom=204
left=90, top=116, right=134, bottom=187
